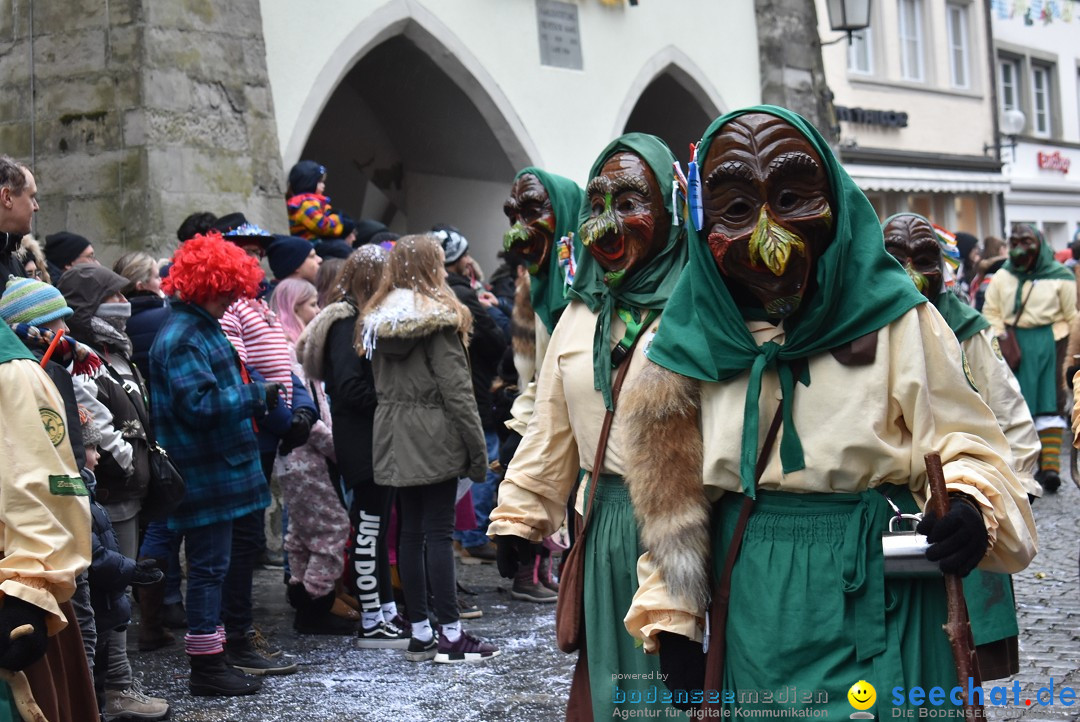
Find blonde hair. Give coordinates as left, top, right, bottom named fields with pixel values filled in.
left=113, top=251, right=160, bottom=295
left=362, top=234, right=472, bottom=339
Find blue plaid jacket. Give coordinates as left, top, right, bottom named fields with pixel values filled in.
left=149, top=302, right=269, bottom=530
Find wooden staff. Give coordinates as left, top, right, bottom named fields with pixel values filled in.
left=0, top=624, right=48, bottom=722
left=924, top=452, right=984, bottom=720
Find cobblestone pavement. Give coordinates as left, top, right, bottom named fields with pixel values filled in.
left=130, top=481, right=1077, bottom=722
left=982, top=462, right=1080, bottom=722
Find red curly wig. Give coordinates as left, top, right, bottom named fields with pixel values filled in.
left=163, top=232, right=264, bottom=305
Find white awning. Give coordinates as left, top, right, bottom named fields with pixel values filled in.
left=844, top=163, right=1009, bottom=194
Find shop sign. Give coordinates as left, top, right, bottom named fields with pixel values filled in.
left=1037, top=151, right=1071, bottom=174
left=835, top=106, right=909, bottom=128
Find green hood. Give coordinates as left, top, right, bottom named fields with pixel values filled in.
left=513, top=167, right=585, bottom=335
left=646, top=105, right=926, bottom=495
left=1002, top=224, right=1073, bottom=313
left=566, top=132, right=689, bottom=410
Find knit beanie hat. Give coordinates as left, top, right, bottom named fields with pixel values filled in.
left=288, top=160, right=326, bottom=196
left=352, top=219, right=388, bottom=248
left=78, top=405, right=102, bottom=448
left=268, top=236, right=313, bottom=279
left=0, top=276, right=73, bottom=326
left=954, top=232, right=978, bottom=264
left=44, top=232, right=92, bottom=269
left=432, top=225, right=468, bottom=264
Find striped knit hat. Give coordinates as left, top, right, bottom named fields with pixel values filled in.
left=0, top=275, right=74, bottom=326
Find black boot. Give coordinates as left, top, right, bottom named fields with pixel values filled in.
left=189, top=653, right=262, bottom=697
left=294, top=587, right=358, bottom=636
left=138, top=558, right=175, bottom=651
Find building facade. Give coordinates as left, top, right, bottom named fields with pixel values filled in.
left=992, top=4, right=1080, bottom=249
left=259, top=0, right=763, bottom=270
left=815, top=0, right=1005, bottom=239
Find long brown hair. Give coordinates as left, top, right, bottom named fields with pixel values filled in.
left=362, top=234, right=472, bottom=339
left=325, top=245, right=390, bottom=350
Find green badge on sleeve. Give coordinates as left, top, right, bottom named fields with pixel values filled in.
left=49, top=475, right=89, bottom=496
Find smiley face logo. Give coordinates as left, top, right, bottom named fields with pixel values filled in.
left=847, top=680, right=876, bottom=711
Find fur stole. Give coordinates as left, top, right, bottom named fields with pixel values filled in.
left=511, top=274, right=538, bottom=383
left=623, top=360, right=711, bottom=609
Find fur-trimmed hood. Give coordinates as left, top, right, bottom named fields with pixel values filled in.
left=361, top=288, right=463, bottom=358
left=296, top=300, right=357, bottom=380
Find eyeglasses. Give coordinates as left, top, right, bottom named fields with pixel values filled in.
left=27, top=268, right=44, bottom=280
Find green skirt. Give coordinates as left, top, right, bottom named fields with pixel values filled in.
left=0, top=681, right=19, bottom=722
left=964, top=570, right=1018, bottom=646
left=584, top=474, right=684, bottom=720
left=1014, top=325, right=1057, bottom=416
left=714, top=485, right=959, bottom=719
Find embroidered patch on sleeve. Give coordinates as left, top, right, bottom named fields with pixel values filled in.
left=39, top=408, right=66, bottom=447
left=990, top=336, right=1004, bottom=362
left=961, top=351, right=978, bottom=392
left=49, top=475, right=89, bottom=496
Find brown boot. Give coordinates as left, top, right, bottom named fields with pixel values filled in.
left=137, top=558, right=175, bottom=651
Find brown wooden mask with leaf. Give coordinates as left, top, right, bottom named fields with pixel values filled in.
left=883, top=214, right=943, bottom=300
left=702, top=113, right=834, bottom=319
left=503, top=173, right=557, bottom=275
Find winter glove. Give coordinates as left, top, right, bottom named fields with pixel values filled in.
left=0, top=596, right=49, bottom=671
left=1066, top=365, right=1080, bottom=390
left=263, top=383, right=283, bottom=411
left=494, top=534, right=534, bottom=579
left=279, top=407, right=316, bottom=456
left=916, top=495, right=988, bottom=577
left=658, top=631, right=706, bottom=710
left=131, top=559, right=164, bottom=586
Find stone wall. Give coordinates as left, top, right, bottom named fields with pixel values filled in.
left=0, top=0, right=286, bottom=261
left=755, top=0, right=837, bottom=144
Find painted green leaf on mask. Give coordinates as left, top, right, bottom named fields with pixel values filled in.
left=748, top=207, right=805, bottom=277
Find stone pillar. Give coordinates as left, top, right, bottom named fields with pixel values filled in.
left=0, top=0, right=286, bottom=260
left=755, top=0, right=837, bottom=144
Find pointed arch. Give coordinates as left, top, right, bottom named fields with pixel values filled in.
left=283, top=0, right=539, bottom=171
left=613, top=46, right=728, bottom=155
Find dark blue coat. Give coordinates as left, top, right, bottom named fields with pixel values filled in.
left=89, top=480, right=134, bottom=633
left=127, top=293, right=170, bottom=375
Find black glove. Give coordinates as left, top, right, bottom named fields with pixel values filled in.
left=279, top=407, right=316, bottom=456
left=131, top=558, right=164, bottom=586
left=916, top=495, right=988, bottom=577
left=1066, top=365, right=1080, bottom=390
left=494, top=535, right=534, bottom=579
left=658, top=632, right=706, bottom=710
left=0, top=597, right=49, bottom=671
left=263, top=383, right=283, bottom=411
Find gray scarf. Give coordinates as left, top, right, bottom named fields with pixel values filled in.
left=91, top=302, right=133, bottom=358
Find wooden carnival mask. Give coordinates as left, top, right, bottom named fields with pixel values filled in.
left=503, top=173, right=557, bottom=275
left=1008, top=224, right=1040, bottom=273
left=883, top=214, right=944, bottom=300
left=701, top=113, right=834, bottom=318
left=579, top=152, right=671, bottom=283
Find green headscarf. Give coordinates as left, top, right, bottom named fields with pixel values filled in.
left=646, top=106, right=926, bottom=496
left=1001, top=224, right=1073, bottom=313
left=567, top=133, right=688, bottom=410
left=513, top=167, right=585, bottom=335
left=881, top=212, right=990, bottom=344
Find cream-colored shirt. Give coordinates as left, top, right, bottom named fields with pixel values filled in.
left=626, top=304, right=1037, bottom=652
left=506, top=316, right=552, bottom=437
left=963, top=328, right=1041, bottom=497
left=489, top=301, right=661, bottom=541
left=0, top=359, right=92, bottom=634
left=983, top=271, right=1076, bottom=340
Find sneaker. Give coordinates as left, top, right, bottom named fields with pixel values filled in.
left=104, top=678, right=170, bottom=720
left=356, top=620, right=411, bottom=649
left=248, top=627, right=287, bottom=659
left=224, top=636, right=298, bottom=676
left=434, top=630, right=500, bottom=664
left=458, top=596, right=483, bottom=620
left=404, top=635, right=438, bottom=662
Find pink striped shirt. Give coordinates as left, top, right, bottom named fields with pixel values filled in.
left=221, top=298, right=293, bottom=404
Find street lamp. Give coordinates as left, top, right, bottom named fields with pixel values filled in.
left=984, top=109, right=1026, bottom=155
left=824, top=0, right=872, bottom=45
